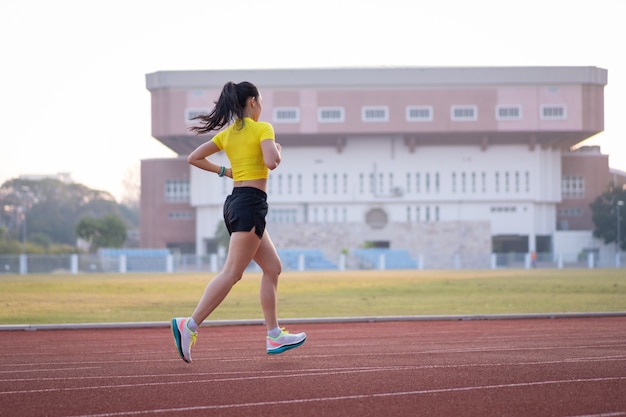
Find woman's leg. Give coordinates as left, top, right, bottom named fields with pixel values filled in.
left=191, top=229, right=261, bottom=325
left=253, top=230, right=281, bottom=331
left=255, top=230, right=307, bottom=354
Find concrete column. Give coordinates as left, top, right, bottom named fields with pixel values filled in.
left=119, top=255, right=127, bottom=273
left=298, top=254, right=305, bottom=271
left=70, top=254, right=78, bottom=274
left=19, top=254, right=27, bottom=275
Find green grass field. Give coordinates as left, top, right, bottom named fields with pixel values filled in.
left=1, top=269, right=625, bottom=325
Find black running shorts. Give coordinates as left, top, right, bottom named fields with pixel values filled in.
left=223, top=187, right=268, bottom=239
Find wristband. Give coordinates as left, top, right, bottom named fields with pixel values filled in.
left=218, top=166, right=226, bottom=177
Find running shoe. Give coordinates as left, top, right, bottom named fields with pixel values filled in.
left=266, top=328, right=306, bottom=354
left=171, top=317, right=197, bottom=363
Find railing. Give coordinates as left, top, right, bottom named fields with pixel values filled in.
left=0, top=251, right=623, bottom=275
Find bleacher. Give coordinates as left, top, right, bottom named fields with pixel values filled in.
left=277, top=249, right=338, bottom=271
left=96, top=247, right=416, bottom=273
left=352, top=248, right=418, bottom=270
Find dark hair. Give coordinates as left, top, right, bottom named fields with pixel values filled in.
left=189, top=81, right=259, bottom=134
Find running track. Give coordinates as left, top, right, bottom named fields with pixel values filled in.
left=1, top=317, right=625, bottom=417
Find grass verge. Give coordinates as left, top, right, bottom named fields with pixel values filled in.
left=0, top=269, right=624, bottom=324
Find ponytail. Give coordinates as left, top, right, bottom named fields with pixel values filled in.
left=189, top=81, right=259, bottom=134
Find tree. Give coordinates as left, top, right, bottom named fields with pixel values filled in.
left=98, top=215, right=127, bottom=248
left=0, top=178, right=121, bottom=246
left=75, top=217, right=100, bottom=250
left=590, top=184, right=626, bottom=251
left=76, top=214, right=127, bottom=252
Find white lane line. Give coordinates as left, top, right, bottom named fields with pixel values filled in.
left=0, top=367, right=100, bottom=375
left=59, top=376, right=626, bottom=417
left=0, top=367, right=398, bottom=394
left=2, top=341, right=625, bottom=369
left=0, top=365, right=393, bottom=383
left=563, top=413, right=626, bottom=417
left=3, top=355, right=626, bottom=394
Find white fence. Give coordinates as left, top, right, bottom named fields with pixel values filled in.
left=0, top=250, right=624, bottom=275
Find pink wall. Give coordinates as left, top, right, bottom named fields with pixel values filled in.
left=151, top=85, right=601, bottom=141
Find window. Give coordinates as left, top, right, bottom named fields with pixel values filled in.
left=406, top=173, right=411, bottom=193
left=362, top=106, right=389, bottom=122
left=165, top=180, right=190, bottom=202
left=490, top=206, right=517, bottom=213
left=496, top=105, right=522, bottom=120
left=471, top=172, right=476, bottom=193
left=558, top=208, right=584, bottom=216
left=541, top=105, right=566, bottom=120
left=184, top=108, right=210, bottom=124
left=270, top=208, right=297, bottom=223
left=461, top=172, right=466, bottom=193
left=495, top=172, right=500, bottom=193
left=406, top=106, right=433, bottom=122
left=452, top=172, right=457, bottom=193
left=562, top=175, right=584, bottom=198
left=505, top=172, right=510, bottom=193
left=167, top=211, right=194, bottom=220
left=273, top=107, right=300, bottom=123
left=318, top=107, right=345, bottom=123
left=451, top=105, right=477, bottom=121
left=277, top=174, right=283, bottom=194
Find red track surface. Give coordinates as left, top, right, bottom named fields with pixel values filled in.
left=1, top=317, right=625, bottom=417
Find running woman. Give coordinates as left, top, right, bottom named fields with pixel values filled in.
left=171, top=81, right=306, bottom=363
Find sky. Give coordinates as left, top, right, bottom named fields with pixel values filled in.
left=1, top=0, right=624, bottom=201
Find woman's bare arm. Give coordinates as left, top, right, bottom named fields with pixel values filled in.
left=187, top=141, right=231, bottom=177
left=261, top=141, right=282, bottom=170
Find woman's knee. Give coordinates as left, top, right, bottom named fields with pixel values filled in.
left=220, top=267, right=246, bottom=285
left=262, top=259, right=282, bottom=278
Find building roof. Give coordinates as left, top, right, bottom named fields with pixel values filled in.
left=146, top=66, right=607, bottom=91
left=146, top=66, right=607, bottom=156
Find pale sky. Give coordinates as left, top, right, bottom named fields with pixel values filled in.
left=1, top=0, right=624, bottom=200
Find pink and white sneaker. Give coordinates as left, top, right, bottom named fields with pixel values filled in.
left=171, top=317, right=197, bottom=363
left=266, top=328, right=306, bottom=354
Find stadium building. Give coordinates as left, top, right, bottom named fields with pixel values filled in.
left=142, top=66, right=618, bottom=269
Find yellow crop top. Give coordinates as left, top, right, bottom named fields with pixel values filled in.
left=210, top=118, right=275, bottom=181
